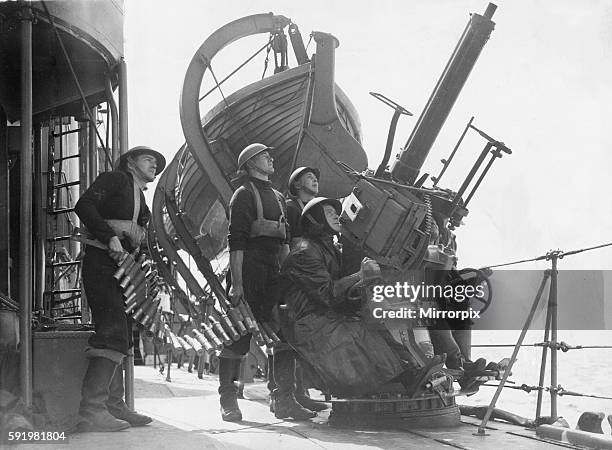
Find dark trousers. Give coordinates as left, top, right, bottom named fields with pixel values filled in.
left=221, top=248, right=280, bottom=358
left=82, top=246, right=133, bottom=355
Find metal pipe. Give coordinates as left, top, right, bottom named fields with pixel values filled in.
left=549, top=255, right=558, bottom=417
left=124, top=349, right=135, bottom=410
left=376, top=109, right=403, bottom=178
left=88, top=106, right=98, bottom=181
left=535, top=300, right=552, bottom=419
left=477, top=270, right=551, bottom=435
left=463, top=148, right=500, bottom=206
left=391, top=4, right=496, bottom=184
left=119, top=60, right=131, bottom=406
left=19, top=2, right=34, bottom=408
left=450, top=141, right=493, bottom=212
left=432, top=116, right=474, bottom=186
left=309, top=32, right=340, bottom=125
left=118, top=58, right=128, bottom=156
left=33, top=125, right=44, bottom=314
left=104, top=75, right=119, bottom=166
left=0, top=107, right=8, bottom=295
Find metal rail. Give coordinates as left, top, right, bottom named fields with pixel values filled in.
left=19, top=1, right=34, bottom=408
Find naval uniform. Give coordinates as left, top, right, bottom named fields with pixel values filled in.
left=223, top=176, right=289, bottom=358
left=75, top=170, right=149, bottom=355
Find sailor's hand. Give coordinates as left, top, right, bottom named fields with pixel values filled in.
left=360, top=257, right=381, bottom=283
left=108, top=236, right=125, bottom=263
left=228, top=283, right=244, bottom=307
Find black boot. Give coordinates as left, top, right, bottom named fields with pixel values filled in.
left=458, top=358, right=488, bottom=394
left=106, top=364, right=153, bottom=426
left=294, top=362, right=327, bottom=412
left=218, top=358, right=242, bottom=422
left=402, top=354, right=446, bottom=398
left=78, top=357, right=130, bottom=432
left=273, top=351, right=316, bottom=420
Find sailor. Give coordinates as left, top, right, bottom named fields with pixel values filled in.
left=280, top=197, right=446, bottom=397
left=267, top=166, right=328, bottom=415
left=425, top=216, right=491, bottom=392
left=220, top=143, right=315, bottom=422
left=286, top=166, right=320, bottom=243
left=74, top=146, right=165, bottom=431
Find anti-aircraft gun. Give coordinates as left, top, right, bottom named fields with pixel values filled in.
left=341, top=3, right=509, bottom=275
left=151, top=2, right=511, bottom=429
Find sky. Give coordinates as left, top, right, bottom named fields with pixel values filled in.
left=124, top=0, right=612, bottom=271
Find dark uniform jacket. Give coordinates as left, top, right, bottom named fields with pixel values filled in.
left=286, top=197, right=305, bottom=240
left=228, top=177, right=289, bottom=254
left=279, top=233, right=409, bottom=396
left=75, top=170, right=150, bottom=252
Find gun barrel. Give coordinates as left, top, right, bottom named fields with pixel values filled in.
left=390, top=4, right=496, bottom=184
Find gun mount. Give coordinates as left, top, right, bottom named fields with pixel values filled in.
left=150, top=2, right=509, bottom=428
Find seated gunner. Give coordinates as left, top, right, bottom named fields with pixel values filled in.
left=279, top=197, right=445, bottom=397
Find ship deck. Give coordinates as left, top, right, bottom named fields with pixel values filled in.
left=15, top=365, right=580, bottom=449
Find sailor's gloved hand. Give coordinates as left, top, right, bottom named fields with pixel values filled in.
left=228, top=283, right=244, bottom=307
left=108, top=236, right=125, bottom=263
left=360, top=257, right=382, bottom=284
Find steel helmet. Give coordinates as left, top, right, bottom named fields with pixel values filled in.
left=237, top=143, right=274, bottom=170
left=118, top=146, right=166, bottom=175
left=288, top=166, right=320, bottom=195
left=301, top=197, right=342, bottom=220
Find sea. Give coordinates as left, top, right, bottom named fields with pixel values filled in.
left=464, top=330, right=612, bottom=431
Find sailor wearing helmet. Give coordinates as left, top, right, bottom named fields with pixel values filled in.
left=286, top=166, right=320, bottom=243
left=278, top=197, right=446, bottom=397
left=265, top=166, right=329, bottom=416
left=219, top=143, right=316, bottom=422
left=74, top=146, right=165, bottom=432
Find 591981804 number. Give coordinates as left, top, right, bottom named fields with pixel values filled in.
left=7, top=431, right=66, bottom=441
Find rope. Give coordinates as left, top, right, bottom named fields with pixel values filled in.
left=483, top=241, right=612, bottom=269
left=560, top=242, right=612, bottom=258
left=199, top=37, right=273, bottom=102
left=482, top=383, right=612, bottom=400
left=473, top=343, right=612, bottom=350
left=262, top=39, right=272, bottom=79
left=206, top=62, right=249, bottom=145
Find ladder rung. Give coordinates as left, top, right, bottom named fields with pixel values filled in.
left=52, top=298, right=81, bottom=305
left=47, top=261, right=81, bottom=268
left=55, top=314, right=82, bottom=320
left=53, top=128, right=84, bottom=137
left=50, top=293, right=81, bottom=304
left=46, top=235, right=72, bottom=242
left=51, top=306, right=77, bottom=311
left=53, top=154, right=81, bottom=163
left=50, top=208, right=75, bottom=215
left=53, top=181, right=80, bottom=190
left=45, top=288, right=81, bottom=295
